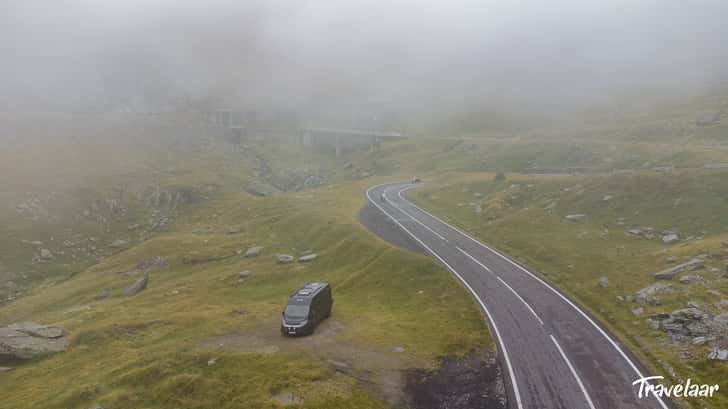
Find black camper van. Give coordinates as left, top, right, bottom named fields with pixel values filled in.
left=281, top=282, right=333, bottom=336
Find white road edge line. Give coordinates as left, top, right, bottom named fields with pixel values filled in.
left=397, top=182, right=670, bottom=409
left=550, top=335, right=597, bottom=409
left=366, top=183, right=524, bottom=409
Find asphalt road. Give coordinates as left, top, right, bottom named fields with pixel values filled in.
left=367, top=181, right=672, bottom=409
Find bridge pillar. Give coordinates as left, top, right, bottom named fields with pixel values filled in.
left=335, top=134, right=341, bottom=157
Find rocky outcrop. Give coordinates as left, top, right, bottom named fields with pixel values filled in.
left=0, top=323, right=69, bottom=364
left=123, top=275, right=148, bottom=296
left=650, top=308, right=728, bottom=343
left=633, top=282, right=672, bottom=305
left=654, top=258, right=704, bottom=280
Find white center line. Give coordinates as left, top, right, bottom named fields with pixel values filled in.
left=496, top=276, right=545, bottom=326
left=385, top=189, right=448, bottom=241
left=457, top=245, right=545, bottom=326
left=550, top=335, right=597, bottom=409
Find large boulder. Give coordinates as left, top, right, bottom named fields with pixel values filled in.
left=654, top=258, right=704, bottom=280
left=123, top=275, right=148, bottom=296
left=0, top=323, right=69, bottom=364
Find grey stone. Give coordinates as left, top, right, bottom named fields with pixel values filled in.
left=679, top=275, right=704, bottom=284
left=602, top=195, right=613, bottom=202
left=226, top=226, right=241, bottom=234
left=0, top=323, right=69, bottom=363
left=632, top=307, right=644, bottom=316
left=123, top=275, right=148, bottom=296
left=692, top=336, right=715, bottom=345
left=244, top=246, right=263, bottom=258
left=237, top=271, right=251, bottom=280
left=276, top=254, right=295, bottom=264
left=39, top=249, right=53, bottom=260
left=708, top=348, right=728, bottom=361
left=392, top=346, right=406, bottom=353
left=665, top=256, right=678, bottom=264
left=634, top=282, right=672, bottom=305
left=654, top=258, right=704, bottom=280
left=110, top=239, right=128, bottom=249
left=662, top=234, right=679, bottom=244
left=598, top=277, right=609, bottom=288
left=298, top=253, right=318, bottom=262
left=134, top=256, right=168, bottom=271
left=627, top=229, right=643, bottom=236
left=687, top=301, right=701, bottom=309
left=564, top=214, right=586, bottom=222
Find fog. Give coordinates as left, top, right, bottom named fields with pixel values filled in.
left=3, top=0, right=728, bottom=124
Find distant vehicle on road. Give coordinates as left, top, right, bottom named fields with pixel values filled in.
left=281, top=282, right=333, bottom=336
left=380, top=193, right=386, bottom=202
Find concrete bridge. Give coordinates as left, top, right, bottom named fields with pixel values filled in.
left=298, top=127, right=405, bottom=156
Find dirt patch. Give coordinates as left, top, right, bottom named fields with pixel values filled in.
left=405, top=349, right=507, bottom=409
left=358, top=202, right=425, bottom=255
left=200, top=318, right=429, bottom=405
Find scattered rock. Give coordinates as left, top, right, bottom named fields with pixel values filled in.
left=692, top=336, right=715, bottom=345
left=634, top=282, right=672, bottom=305
left=135, top=256, right=168, bottom=271
left=271, top=391, right=303, bottom=406
left=244, top=246, right=263, bottom=258
left=110, top=239, right=128, bottom=249
left=665, top=256, right=678, bottom=264
left=276, top=254, right=295, bottom=264
left=226, top=226, right=241, bottom=234
left=602, top=195, right=613, bottom=202
left=687, top=301, right=701, bottom=309
left=632, top=307, right=644, bottom=316
left=654, top=258, right=704, bottom=280
left=94, top=290, right=111, bottom=300
left=0, top=366, right=12, bottom=372
left=392, top=346, right=406, bottom=353
left=564, top=214, right=586, bottom=222
left=679, top=275, right=704, bottom=285
left=0, top=323, right=69, bottom=363
left=598, top=277, right=609, bottom=288
left=123, top=275, right=149, bottom=296
left=207, top=358, right=218, bottom=366
left=661, top=234, right=679, bottom=244
left=708, top=348, right=728, bottom=361
left=39, top=249, right=53, bottom=260
left=298, top=253, right=318, bottom=262
left=236, top=271, right=251, bottom=281
left=627, top=229, right=643, bottom=236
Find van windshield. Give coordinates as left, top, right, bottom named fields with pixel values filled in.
left=284, top=305, right=309, bottom=319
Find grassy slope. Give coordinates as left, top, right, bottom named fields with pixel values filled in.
left=0, top=119, right=490, bottom=409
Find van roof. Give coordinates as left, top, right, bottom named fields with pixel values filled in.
left=288, top=282, right=329, bottom=304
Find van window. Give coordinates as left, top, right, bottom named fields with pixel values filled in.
left=284, top=305, right=309, bottom=319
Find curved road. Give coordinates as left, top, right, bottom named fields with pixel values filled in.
left=367, top=181, right=672, bottom=409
